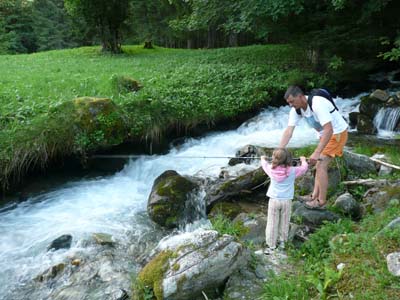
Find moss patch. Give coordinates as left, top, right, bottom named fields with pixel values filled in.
left=209, top=202, right=242, bottom=220
left=137, top=250, right=174, bottom=300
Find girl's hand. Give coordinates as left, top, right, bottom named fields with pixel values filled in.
left=300, top=156, right=306, bottom=162
left=261, top=155, right=267, bottom=161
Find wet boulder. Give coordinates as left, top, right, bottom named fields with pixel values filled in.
left=205, top=167, right=267, bottom=210
left=229, top=145, right=270, bottom=166
left=357, top=114, right=376, bottom=134
left=47, top=234, right=72, bottom=251
left=359, top=93, right=385, bottom=118
left=147, top=170, right=199, bottom=228
left=135, top=230, right=246, bottom=300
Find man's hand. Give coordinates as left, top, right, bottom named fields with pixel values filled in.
left=308, top=150, right=321, bottom=165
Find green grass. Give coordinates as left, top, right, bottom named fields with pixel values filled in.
left=210, top=213, right=248, bottom=239
left=0, top=44, right=320, bottom=191
left=262, top=204, right=400, bottom=300
left=352, top=143, right=400, bottom=168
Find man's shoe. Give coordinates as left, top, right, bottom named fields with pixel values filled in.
left=296, top=194, right=314, bottom=203
left=304, top=199, right=327, bottom=210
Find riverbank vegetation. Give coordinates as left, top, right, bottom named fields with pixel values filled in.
left=0, top=44, right=320, bottom=191
left=262, top=204, right=400, bottom=299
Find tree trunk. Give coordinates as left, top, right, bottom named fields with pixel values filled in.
left=228, top=33, right=238, bottom=47
left=207, top=26, right=216, bottom=48
left=187, top=39, right=193, bottom=49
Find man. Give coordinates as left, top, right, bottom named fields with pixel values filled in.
left=279, top=86, right=348, bottom=209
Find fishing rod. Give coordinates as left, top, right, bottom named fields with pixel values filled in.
left=90, top=154, right=315, bottom=161
left=91, top=154, right=261, bottom=159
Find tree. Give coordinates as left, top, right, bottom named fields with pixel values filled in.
left=0, top=0, right=37, bottom=53
left=32, top=0, right=83, bottom=51
left=65, top=0, right=131, bottom=53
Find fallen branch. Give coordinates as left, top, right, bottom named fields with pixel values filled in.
left=369, top=157, right=400, bottom=170
left=342, top=178, right=400, bottom=187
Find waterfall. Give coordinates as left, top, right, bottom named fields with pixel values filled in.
left=374, top=107, right=400, bottom=133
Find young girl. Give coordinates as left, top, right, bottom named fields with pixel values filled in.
left=261, top=148, right=308, bottom=254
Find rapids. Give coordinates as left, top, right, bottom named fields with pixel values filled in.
left=0, top=94, right=368, bottom=299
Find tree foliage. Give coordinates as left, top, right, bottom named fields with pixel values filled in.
left=64, top=0, right=132, bottom=53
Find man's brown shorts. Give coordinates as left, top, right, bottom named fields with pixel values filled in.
left=322, top=129, right=348, bottom=157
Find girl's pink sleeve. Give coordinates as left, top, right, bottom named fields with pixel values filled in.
left=261, top=159, right=272, bottom=177
left=294, top=161, right=308, bottom=177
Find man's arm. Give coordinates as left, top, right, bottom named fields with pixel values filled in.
left=279, top=126, right=295, bottom=148
left=309, top=122, right=333, bottom=162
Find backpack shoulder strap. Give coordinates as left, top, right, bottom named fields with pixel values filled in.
left=308, top=88, right=338, bottom=113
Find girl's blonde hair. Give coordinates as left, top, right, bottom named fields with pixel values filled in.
left=271, top=148, right=292, bottom=169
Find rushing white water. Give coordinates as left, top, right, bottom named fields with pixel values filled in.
left=374, top=107, right=400, bottom=137
left=0, top=99, right=357, bottom=299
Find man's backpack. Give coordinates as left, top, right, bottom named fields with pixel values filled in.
left=296, top=88, right=339, bottom=115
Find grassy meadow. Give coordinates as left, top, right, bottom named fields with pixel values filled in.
left=262, top=203, right=400, bottom=300
left=0, top=44, right=319, bottom=190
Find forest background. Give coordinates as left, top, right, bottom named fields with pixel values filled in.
left=1, top=0, right=400, bottom=68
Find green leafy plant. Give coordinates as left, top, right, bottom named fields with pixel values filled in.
left=262, top=271, right=311, bottom=300
left=210, top=213, right=248, bottom=239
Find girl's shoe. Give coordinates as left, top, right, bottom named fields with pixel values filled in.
left=263, top=247, right=276, bottom=255
left=278, top=242, right=285, bottom=250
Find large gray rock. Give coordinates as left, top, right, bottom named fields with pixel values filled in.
left=292, top=203, right=340, bottom=226
left=370, top=89, right=390, bottom=102
left=377, top=217, right=400, bottom=238
left=357, top=115, right=376, bottom=134
left=334, top=192, right=361, bottom=219
left=233, top=213, right=267, bottom=246
left=204, top=167, right=267, bottom=210
left=295, top=162, right=342, bottom=196
left=47, top=234, right=72, bottom=251
left=223, top=250, right=275, bottom=300
left=361, top=188, right=392, bottom=215
left=343, top=150, right=377, bottom=175
left=359, top=94, right=385, bottom=117
left=147, top=170, right=199, bottom=228
left=137, top=230, right=246, bottom=300
left=17, top=246, right=133, bottom=300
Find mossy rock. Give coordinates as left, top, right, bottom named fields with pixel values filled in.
left=357, top=114, right=376, bottom=134
left=148, top=171, right=198, bottom=228
left=111, top=75, right=142, bottom=94
left=359, top=95, right=384, bottom=118
left=208, top=202, right=242, bottom=220
left=53, top=97, right=127, bottom=152
left=135, top=250, right=174, bottom=300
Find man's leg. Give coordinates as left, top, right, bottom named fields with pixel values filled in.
left=314, top=155, right=332, bottom=205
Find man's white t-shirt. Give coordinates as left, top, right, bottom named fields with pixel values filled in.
left=287, top=95, right=348, bottom=136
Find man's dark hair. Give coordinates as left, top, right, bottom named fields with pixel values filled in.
left=284, top=86, right=304, bottom=100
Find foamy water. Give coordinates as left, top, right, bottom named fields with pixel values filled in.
left=0, top=98, right=362, bottom=299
